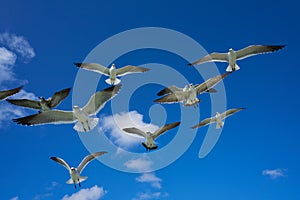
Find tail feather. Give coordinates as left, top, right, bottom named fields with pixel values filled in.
left=66, top=176, right=88, bottom=184
left=105, top=78, right=121, bottom=85
left=216, top=121, right=224, bottom=129
left=73, top=118, right=99, bottom=132
left=226, top=64, right=240, bottom=72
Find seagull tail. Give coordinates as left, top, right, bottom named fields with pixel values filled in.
left=66, top=176, right=88, bottom=184
left=105, top=78, right=121, bottom=85
left=216, top=121, right=224, bottom=129
left=226, top=64, right=240, bottom=72
left=73, top=118, right=99, bottom=132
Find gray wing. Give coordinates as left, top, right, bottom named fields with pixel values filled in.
left=12, top=110, right=75, bottom=126
left=220, top=108, right=245, bottom=119
left=74, top=63, right=110, bottom=76
left=77, top=151, right=107, bottom=173
left=82, top=84, right=121, bottom=115
left=50, top=156, right=71, bottom=172
left=157, top=85, right=182, bottom=96
left=122, top=127, right=148, bottom=138
left=195, top=72, right=231, bottom=95
left=236, top=45, right=285, bottom=60
left=154, top=91, right=187, bottom=104
left=188, top=53, right=228, bottom=66
left=153, top=122, right=181, bottom=139
left=49, top=88, right=71, bottom=108
left=191, top=117, right=217, bottom=129
left=116, top=65, right=150, bottom=76
left=0, top=85, right=23, bottom=100
left=6, top=99, right=41, bottom=110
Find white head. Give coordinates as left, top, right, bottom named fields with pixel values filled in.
left=73, top=105, right=80, bottom=111
left=229, top=48, right=234, bottom=52
left=216, top=112, right=221, bottom=117
left=111, top=64, right=116, bottom=69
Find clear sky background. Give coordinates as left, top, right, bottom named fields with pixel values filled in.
left=0, top=0, right=299, bottom=200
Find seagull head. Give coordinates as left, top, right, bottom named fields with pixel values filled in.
left=111, top=64, right=116, bottom=69
left=229, top=48, right=234, bottom=52
left=39, top=97, right=45, bottom=101
left=216, top=112, right=221, bottom=117
left=73, top=105, right=80, bottom=111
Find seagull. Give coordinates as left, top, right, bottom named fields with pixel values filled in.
left=7, top=88, right=71, bottom=112
left=12, top=85, right=121, bottom=132
left=154, top=72, right=230, bottom=107
left=191, top=108, right=245, bottom=129
left=0, top=85, right=23, bottom=100
left=74, top=63, right=150, bottom=85
left=188, top=45, right=285, bottom=72
left=123, top=122, right=181, bottom=151
left=50, top=151, right=107, bottom=189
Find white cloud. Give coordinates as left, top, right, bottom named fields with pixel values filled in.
left=124, top=157, right=153, bottom=172
left=33, top=193, right=53, bottom=200
left=262, top=168, right=287, bottom=179
left=132, top=192, right=168, bottom=200
left=62, top=185, right=107, bottom=200
left=10, top=196, right=19, bottom=200
left=99, top=111, right=159, bottom=148
left=45, top=181, right=59, bottom=191
left=0, top=47, right=17, bottom=84
left=136, top=173, right=162, bottom=189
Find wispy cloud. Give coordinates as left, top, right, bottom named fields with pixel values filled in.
left=33, top=193, right=53, bottom=200
left=99, top=111, right=159, bottom=149
left=0, top=47, right=17, bottom=84
left=62, top=185, right=107, bottom=200
left=132, top=192, right=168, bottom=200
left=124, top=157, right=153, bottom=172
left=136, top=173, right=162, bottom=189
left=262, top=168, right=287, bottom=179
left=10, top=196, right=19, bottom=200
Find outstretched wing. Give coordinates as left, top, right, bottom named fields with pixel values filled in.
left=191, top=117, right=216, bottom=129
left=154, top=91, right=187, bottom=104
left=195, top=72, right=231, bottom=95
left=116, top=65, right=150, bottom=76
left=12, top=110, right=75, bottom=126
left=122, top=127, right=148, bottom=138
left=50, top=156, right=71, bottom=172
left=49, top=88, right=71, bottom=108
left=153, top=121, right=181, bottom=139
left=0, top=85, right=23, bottom=100
left=77, top=151, right=107, bottom=173
left=74, top=63, right=110, bottom=76
left=157, top=85, right=182, bottom=96
left=6, top=99, right=41, bottom=110
left=236, top=45, right=285, bottom=60
left=82, top=84, right=121, bottom=115
left=188, top=53, right=228, bottom=66
left=220, top=108, right=245, bottom=119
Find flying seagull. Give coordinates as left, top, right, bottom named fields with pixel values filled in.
left=7, top=87, right=71, bottom=112
left=191, top=108, right=245, bottom=129
left=154, top=72, right=230, bottom=107
left=12, top=85, right=121, bottom=132
left=188, top=45, right=285, bottom=72
left=123, top=121, right=181, bottom=151
left=74, top=63, right=150, bottom=85
left=0, top=86, right=23, bottom=100
left=50, top=151, right=107, bottom=189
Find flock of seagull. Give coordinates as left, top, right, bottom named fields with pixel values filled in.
left=0, top=44, right=284, bottom=188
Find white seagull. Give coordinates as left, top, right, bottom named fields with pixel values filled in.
left=188, top=45, right=285, bottom=72
left=154, top=72, right=230, bottom=107
left=74, top=63, right=150, bottom=85
left=13, top=85, right=121, bottom=132
left=7, top=87, right=71, bottom=112
left=0, top=85, right=23, bottom=100
left=123, top=121, right=181, bottom=151
left=191, top=108, right=245, bottom=129
left=50, top=151, right=107, bottom=189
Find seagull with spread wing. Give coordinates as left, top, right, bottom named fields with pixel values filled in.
left=123, top=121, right=181, bottom=151
left=0, top=86, right=23, bottom=100
left=12, top=85, right=121, bottom=132
left=191, top=108, right=245, bottom=129
left=154, top=72, right=230, bottom=107
left=74, top=63, right=150, bottom=85
left=188, top=45, right=285, bottom=72
left=7, top=87, right=71, bottom=112
left=50, top=151, right=107, bottom=189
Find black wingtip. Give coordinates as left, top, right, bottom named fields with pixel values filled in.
left=74, top=62, right=82, bottom=67
left=187, top=63, right=194, bottom=66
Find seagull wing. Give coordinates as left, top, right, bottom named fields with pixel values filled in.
left=77, top=151, right=107, bottom=173
left=0, top=85, right=23, bottom=100
left=188, top=53, right=228, bottom=66
left=154, top=91, right=187, bottom=104
left=116, top=65, right=150, bottom=76
left=153, top=121, right=181, bottom=139
left=12, top=110, right=75, bottom=126
left=6, top=99, right=41, bottom=110
left=220, top=108, right=245, bottom=119
left=50, top=156, right=71, bottom=172
left=236, top=45, right=285, bottom=60
left=82, top=84, right=121, bottom=116
left=157, top=85, right=182, bottom=96
left=74, top=63, right=110, bottom=76
left=122, top=127, right=148, bottom=138
left=191, top=117, right=217, bottom=129
left=195, top=72, right=231, bottom=95
left=49, top=88, right=71, bottom=108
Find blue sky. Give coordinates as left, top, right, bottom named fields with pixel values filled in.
left=0, top=0, right=299, bottom=199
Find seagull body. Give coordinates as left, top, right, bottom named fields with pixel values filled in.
left=74, top=63, right=150, bottom=85
left=191, top=108, right=245, bottom=129
left=188, top=45, right=285, bottom=72
left=154, top=72, right=230, bottom=107
left=123, top=122, right=180, bottom=151
left=0, top=86, right=23, bottom=100
left=12, top=85, right=121, bottom=132
left=50, top=151, right=106, bottom=189
left=7, top=88, right=71, bottom=112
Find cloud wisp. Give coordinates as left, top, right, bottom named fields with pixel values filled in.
left=132, top=192, right=168, bottom=200
left=62, top=185, right=107, bottom=200
left=124, top=157, right=153, bottom=172
left=136, top=173, right=162, bottom=189
left=262, top=168, right=287, bottom=179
